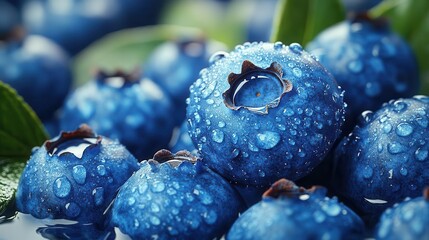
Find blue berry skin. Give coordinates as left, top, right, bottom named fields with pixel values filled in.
left=376, top=188, right=429, bottom=240
left=227, top=179, right=365, bottom=240
left=341, top=0, right=382, bottom=13
left=307, top=18, right=419, bottom=132
left=144, top=38, right=226, bottom=125
left=60, top=71, right=175, bottom=160
left=22, top=0, right=165, bottom=55
left=37, top=222, right=115, bottom=240
left=111, top=150, right=244, bottom=239
left=15, top=125, right=140, bottom=224
left=169, top=121, right=198, bottom=155
left=0, top=35, right=72, bottom=121
left=187, top=42, right=346, bottom=187
left=333, top=96, right=429, bottom=226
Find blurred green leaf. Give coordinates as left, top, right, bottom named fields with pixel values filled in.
left=0, top=82, right=48, bottom=217
left=271, top=0, right=344, bottom=46
left=73, top=25, right=207, bottom=87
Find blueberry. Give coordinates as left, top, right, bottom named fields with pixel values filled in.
left=333, top=96, right=429, bottom=226
left=0, top=35, right=73, bottom=121
left=60, top=70, right=176, bottom=160
left=307, top=17, right=419, bottom=132
left=227, top=179, right=365, bottom=240
left=186, top=42, right=346, bottom=187
left=15, top=125, right=139, bottom=223
left=111, top=150, right=244, bottom=239
left=341, top=0, right=382, bottom=13
left=144, top=38, right=226, bottom=125
left=22, top=0, right=166, bottom=55
left=376, top=188, right=429, bottom=240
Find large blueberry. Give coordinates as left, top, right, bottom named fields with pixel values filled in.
left=227, top=179, right=365, bottom=240
left=15, top=125, right=139, bottom=223
left=60, top=71, right=176, bottom=160
left=144, top=38, right=226, bottom=125
left=333, top=96, right=429, bottom=226
left=0, top=35, right=72, bottom=120
left=112, top=150, right=244, bottom=239
left=307, top=17, right=419, bottom=132
left=376, top=188, right=429, bottom=240
left=186, top=42, right=346, bottom=187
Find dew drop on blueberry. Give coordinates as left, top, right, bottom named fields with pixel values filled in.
left=289, top=43, right=303, bottom=53
left=211, top=129, right=224, bottom=143
left=53, top=176, right=72, bottom=198
left=65, top=202, right=81, bottom=218
left=414, top=148, right=428, bottom=162
left=209, top=51, right=229, bottom=65
left=72, top=165, right=87, bottom=185
left=92, top=187, right=104, bottom=206
left=255, top=131, right=281, bottom=150
left=347, top=59, right=364, bottom=74
left=395, top=123, right=414, bottom=137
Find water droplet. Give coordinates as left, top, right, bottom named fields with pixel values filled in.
left=53, top=177, right=71, bottom=198
left=400, top=167, right=408, bottom=176
left=150, top=216, right=161, bottom=226
left=128, top=197, right=136, bottom=206
left=305, top=108, right=313, bottom=116
left=231, top=133, right=238, bottom=144
left=248, top=142, right=259, bottom=152
left=414, top=148, right=428, bottom=161
left=289, top=43, right=303, bottom=53
left=392, top=100, right=407, bottom=113
left=203, top=210, right=217, bottom=225
left=168, top=226, right=179, bottom=236
left=396, top=123, right=414, bottom=137
left=199, top=191, right=213, bottom=205
left=72, top=165, right=86, bottom=185
left=348, top=60, right=363, bottom=73
left=151, top=203, right=160, bottom=213
left=231, top=148, right=240, bottom=158
left=283, top=108, right=294, bottom=116
left=209, top=51, right=228, bottom=64
left=255, top=131, right=281, bottom=150
left=167, top=188, right=177, bottom=195
left=201, top=80, right=217, bottom=98
left=359, top=111, right=373, bottom=124
left=274, top=41, right=284, bottom=50
left=133, top=219, right=140, bottom=229
left=151, top=181, right=166, bottom=193
left=65, top=202, right=81, bottom=218
left=313, top=211, right=326, bottom=223
left=416, top=117, right=429, bottom=128
left=97, top=165, right=106, bottom=176
left=218, top=121, right=226, bottom=128
left=322, top=202, right=341, bottom=216
left=388, top=142, right=406, bottom=154
left=293, top=68, right=302, bottom=78
left=211, top=129, right=224, bottom=143
left=363, top=166, right=373, bottom=179
left=92, top=187, right=104, bottom=206
left=383, top=123, right=392, bottom=133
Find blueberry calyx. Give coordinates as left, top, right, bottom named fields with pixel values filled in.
left=262, top=179, right=325, bottom=199
left=96, top=69, right=140, bottom=89
left=45, top=124, right=101, bottom=158
left=223, top=60, right=293, bottom=115
left=152, top=149, right=198, bottom=167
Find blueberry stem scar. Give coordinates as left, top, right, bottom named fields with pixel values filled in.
left=152, top=149, right=198, bottom=166
left=223, top=60, right=293, bottom=114
left=262, top=179, right=323, bottom=199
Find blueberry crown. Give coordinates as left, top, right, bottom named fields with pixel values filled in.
left=151, top=149, right=198, bottom=167
left=223, top=60, right=293, bottom=115
left=262, top=179, right=325, bottom=199
left=95, top=69, right=141, bottom=89
left=45, top=124, right=101, bottom=158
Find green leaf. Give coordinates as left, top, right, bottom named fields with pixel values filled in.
left=0, top=82, right=48, bottom=217
left=271, top=0, right=344, bottom=46
left=73, top=25, right=209, bottom=87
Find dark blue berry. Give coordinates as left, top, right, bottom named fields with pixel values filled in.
left=169, top=121, right=198, bottom=155
left=376, top=188, right=429, bottom=240
left=60, top=70, right=176, bottom=160
left=144, top=38, right=226, bottom=125
left=307, top=17, right=419, bottom=132
left=15, top=125, right=139, bottom=223
left=0, top=0, right=20, bottom=38
left=227, top=179, right=365, bottom=240
left=333, top=96, right=429, bottom=226
left=186, top=42, right=346, bottom=187
left=0, top=35, right=73, bottom=120
left=111, top=150, right=244, bottom=239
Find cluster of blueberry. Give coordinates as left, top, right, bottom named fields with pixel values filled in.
left=2, top=0, right=429, bottom=239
